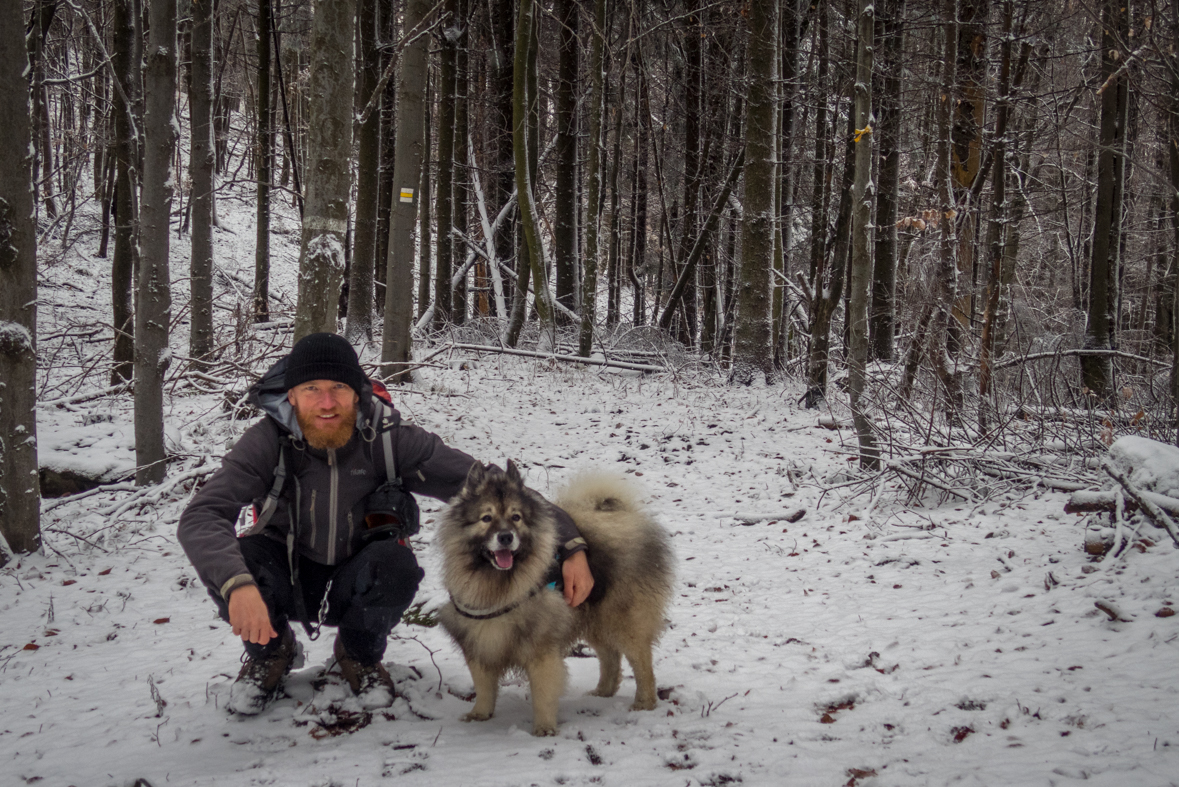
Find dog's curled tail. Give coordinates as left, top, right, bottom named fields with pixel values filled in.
left=555, top=471, right=644, bottom=515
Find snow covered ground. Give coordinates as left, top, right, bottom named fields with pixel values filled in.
left=5, top=189, right=1179, bottom=786
left=4, top=356, right=1179, bottom=787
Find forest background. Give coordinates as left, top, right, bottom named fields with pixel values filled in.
left=2, top=0, right=1179, bottom=561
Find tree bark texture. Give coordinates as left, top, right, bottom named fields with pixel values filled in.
left=554, top=0, right=579, bottom=322
left=848, top=0, right=879, bottom=469
left=381, top=0, right=429, bottom=380
left=111, top=0, right=140, bottom=384
left=1082, top=0, right=1131, bottom=403
left=189, top=0, right=216, bottom=362
left=293, top=0, right=357, bottom=342
left=346, top=0, right=381, bottom=342
left=0, top=0, right=41, bottom=559
left=731, top=0, right=777, bottom=385
left=253, top=0, right=273, bottom=322
left=135, top=0, right=177, bottom=485
left=434, top=0, right=457, bottom=328
left=511, top=0, right=555, bottom=346
left=870, top=0, right=905, bottom=362
left=578, top=0, right=607, bottom=357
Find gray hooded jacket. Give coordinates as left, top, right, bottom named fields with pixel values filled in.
left=177, top=393, right=585, bottom=600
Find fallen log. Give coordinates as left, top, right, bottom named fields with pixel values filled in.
left=1065, top=488, right=1179, bottom=518
left=1101, top=462, right=1179, bottom=547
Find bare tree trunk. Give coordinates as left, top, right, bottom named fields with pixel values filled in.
left=578, top=0, right=607, bottom=357
left=630, top=62, right=650, bottom=327
left=731, top=0, right=777, bottom=385
left=870, top=0, right=904, bottom=362
left=554, top=0, right=579, bottom=322
left=190, top=0, right=216, bottom=363
left=490, top=0, right=514, bottom=324
left=1171, top=0, right=1179, bottom=444
left=111, top=0, right=141, bottom=384
left=931, top=0, right=964, bottom=426
left=381, top=0, right=430, bottom=380
left=978, top=0, right=1014, bottom=430
left=1082, top=0, right=1130, bottom=404
left=375, top=0, right=397, bottom=316
left=848, top=0, right=879, bottom=469
left=434, top=0, right=457, bottom=329
left=293, top=0, right=357, bottom=341
left=253, top=0, right=273, bottom=322
left=0, top=0, right=41, bottom=561
left=417, top=70, right=432, bottom=320
left=803, top=4, right=831, bottom=406
left=136, top=0, right=177, bottom=486
left=513, top=0, right=556, bottom=347
left=452, top=0, right=470, bottom=325
left=346, top=0, right=381, bottom=342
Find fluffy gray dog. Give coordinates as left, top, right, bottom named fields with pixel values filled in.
left=436, top=461, right=674, bottom=736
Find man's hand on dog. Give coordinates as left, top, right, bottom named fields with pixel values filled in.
left=562, top=550, right=594, bottom=607
left=228, top=584, right=278, bottom=645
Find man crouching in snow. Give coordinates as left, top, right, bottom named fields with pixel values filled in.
left=178, top=332, right=593, bottom=715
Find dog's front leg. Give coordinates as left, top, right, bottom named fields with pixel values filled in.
left=461, top=660, right=500, bottom=722
left=526, top=651, right=567, bottom=736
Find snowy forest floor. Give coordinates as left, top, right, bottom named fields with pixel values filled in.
left=3, top=197, right=1179, bottom=787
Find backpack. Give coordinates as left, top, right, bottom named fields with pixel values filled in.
left=246, top=354, right=419, bottom=541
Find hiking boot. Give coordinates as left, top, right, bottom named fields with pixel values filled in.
left=334, top=635, right=395, bottom=710
left=226, top=627, right=303, bottom=715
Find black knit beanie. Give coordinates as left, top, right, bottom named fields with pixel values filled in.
left=284, top=333, right=367, bottom=394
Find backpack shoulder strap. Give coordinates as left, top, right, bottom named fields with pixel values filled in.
left=254, top=433, right=293, bottom=530
left=375, top=399, right=401, bottom=484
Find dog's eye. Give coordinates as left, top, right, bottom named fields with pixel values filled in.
left=481, top=514, right=492, bottom=523
left=510, top=513, right=521, bottom=522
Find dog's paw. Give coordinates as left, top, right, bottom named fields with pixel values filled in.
left=630, top=697, right=657, bottom=711
left=462, top=710, right=493, bottom=722
left=532, top=723, right=558, bottom=737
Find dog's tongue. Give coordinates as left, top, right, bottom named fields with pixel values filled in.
left=494, top=549, right=514, bottom=569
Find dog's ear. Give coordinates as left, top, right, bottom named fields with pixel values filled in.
left=505, top=459, right=523, bottom=487
left=464, top=461, right=487, bottom=490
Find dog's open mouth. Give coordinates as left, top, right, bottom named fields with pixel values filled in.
left=488, top=548, right=515, bottom=570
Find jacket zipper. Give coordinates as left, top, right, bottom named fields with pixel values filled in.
left=327, top=448, right=339, bottom=564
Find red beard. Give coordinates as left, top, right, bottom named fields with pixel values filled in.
left=294, top=404, right=357, bottom=450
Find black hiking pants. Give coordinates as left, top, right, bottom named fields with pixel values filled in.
left=209, top=534, right=423, bottom=664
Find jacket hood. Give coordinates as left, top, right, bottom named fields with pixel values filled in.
left=248, top=355, right=375, bottom=440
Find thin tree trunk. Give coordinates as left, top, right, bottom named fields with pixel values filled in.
left=931, top=0, right=964, bottom=426
left=870, top=0, right=905, bottom=362
left=630, top=62, right=650, bottom=327
left=1171, top=0, right=1179, bottom=444
left=491, top=0, right=515, bottom=325
left=417, top=70, right=432, bottom=320
left=512, top=0, right=556, bottom=347
left=1082, top=0, right=1130, bottom=403
left=381, top=0, right=429, bottom=380
left=253, top=0, right=273, bottom=322
left=848, top=0, right=879, bottom=469
left=190, top=0, right=216, bottom=363
left=0, top=0, right=41, bottom=560
left=293, top=0, right=357, bottom=341
left=453, top=0, right=470, bottom=325
left=375, top=0, right=397, bottom=316
left=978, top=0, right=1014, bottom=430
left=554, top=0, right=579, bottom=322
left=435, top=0, right=457, bottom=329
left=578, top=0, right=607, bottom=356
left=136, top=0, right=177, bottom=485
left=346, top=0, right=381, bottom=342
left=731, top=0, right=777, bottom=385
left=110, top=0, right=140, bottom=384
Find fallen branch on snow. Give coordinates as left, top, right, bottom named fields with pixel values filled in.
left=1100, top=461, right=1179, bottom=547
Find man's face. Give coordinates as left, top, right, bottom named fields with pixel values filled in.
left=287, top=379, right=359, bottom=450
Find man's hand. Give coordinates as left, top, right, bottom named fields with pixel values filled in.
left=227, top=584, right=278, bottom=645
left=561, top=550, right=594, bottom=607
